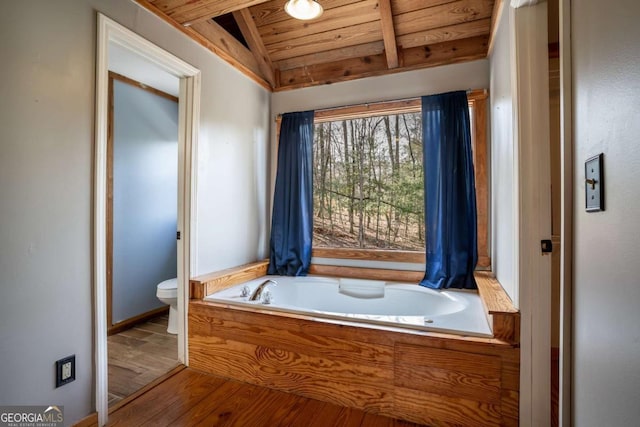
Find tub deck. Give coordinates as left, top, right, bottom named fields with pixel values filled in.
left=189, top=261, right=520, bottom=426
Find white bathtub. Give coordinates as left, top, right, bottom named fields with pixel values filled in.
left=204, top=275, right=492, bottom=337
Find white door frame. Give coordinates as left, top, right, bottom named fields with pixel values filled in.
left=558, top=0, right=573, bottom=424
left=509, top=1, right=552, bottom=425
left=95, top=14, right=200, bottom=426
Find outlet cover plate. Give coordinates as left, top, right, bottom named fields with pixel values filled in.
left=56, top=355, right=75, bottom=388
left=585, top=153, right=604, bottom=212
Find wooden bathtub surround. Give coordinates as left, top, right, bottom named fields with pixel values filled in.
left=190, top=259, right=269, bottom=299
left=475, top=271, right=520, bottom=344
left=189, top=300, right=519, bottom=426
left=189, top=261, right=520, bottom=425
left=313, top=247, right=425, bottom=263
left=309, top=264, right=423, bottom=284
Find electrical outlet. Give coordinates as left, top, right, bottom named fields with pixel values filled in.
left=55, top=355, right=75, bottom=388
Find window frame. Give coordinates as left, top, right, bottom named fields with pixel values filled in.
left=275, top=90, right=490, bottom=269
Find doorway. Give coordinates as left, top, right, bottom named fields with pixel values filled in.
left=106, top=70, right=180, bottom=406
left=95, top=14, right=200, bottom=426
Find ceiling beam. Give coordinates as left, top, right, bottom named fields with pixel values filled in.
left=233, top=8, right=276, bottom=88
left=378, top=0, right=399, bottom=68
left=169, top=0, right=272, bottom=26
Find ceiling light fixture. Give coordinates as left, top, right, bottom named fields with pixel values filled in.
left=284, top=0, right=323, bottom=21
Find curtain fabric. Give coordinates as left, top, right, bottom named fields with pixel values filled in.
left=268, top=111, right=314, bottom=276
left=420, top=91, right=478, bottom=289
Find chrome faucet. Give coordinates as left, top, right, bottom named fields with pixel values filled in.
left=249, top=279, right=277, bottom=302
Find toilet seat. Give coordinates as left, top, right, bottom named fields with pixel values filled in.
left=156, top=278, right=177, bottom=299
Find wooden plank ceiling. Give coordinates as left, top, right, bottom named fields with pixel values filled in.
left=138, top=0, right=498, bottom=91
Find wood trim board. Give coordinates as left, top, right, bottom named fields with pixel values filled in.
left=313, top=247, right=425, bottom=264
left=190, top=260, right=269, bottom=299
left=107, top=306, right=169, bottom=336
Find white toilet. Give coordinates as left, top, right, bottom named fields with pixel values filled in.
left=156, top=278, right=178, bottom=334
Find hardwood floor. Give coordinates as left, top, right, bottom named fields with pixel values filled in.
left=107, top=368, right=427, bottom=426
left=108, top=314, right=180, bottom=406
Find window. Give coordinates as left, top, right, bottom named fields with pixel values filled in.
left=312, top=111, right=425, bottom=251
left=276, top=91, right=490, bottom=267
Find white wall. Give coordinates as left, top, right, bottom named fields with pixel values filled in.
left=112, top=80, right=178, bottom=323
left=572, top=0, right=640, bottom=425
left=489, top=5, right=517, bottom=304
left=0, top=0, right=269, bottom=424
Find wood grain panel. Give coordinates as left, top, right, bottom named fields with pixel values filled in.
left=395, top=344, right=501, bottom=405
left=391, top=0, right=463, bottom=15
left=258, top=0, right=380, bottom=43
left=475, top=272, right=519, bottom=342
left=190, top=260, right=269, bottom=299
left=309, top=264, right=423, bottom=283
left=250, top=0, right=358, bottom=27
left=501, top=389, right=520, bottom=420
left=313, top=247, right=424, bottom=263
left=502, top=357, right=520, bottom=391
left=277, top=35, right=488, bottom=90
left=396, top=342, right=501, bottom=375
left=167, top=0, right=272, bottom=26
left=396, top=364, right=501, bottom=404
left=190, top=336, right=393, bottom=385
left=397, top=18, right=491, bottom=48
left=401, top=35, right=489, bottom=68
left=472, top=94, right=490, bottom=270
left=475, top=271, right=517, bottom=314
left=189, top=304, right=395, bottom=362
left=394, top=0, right=494, bottom=35
left=189, top=300, right=519, bottom=424
left=394, top=388, right=502, bottom=426
left=314, top=98, right=420, bottom=120
left=493, top=313, right=521, bottom=343
left=189, top=340, right=394, bottom=414
left=267, top=21, right=383, bottom=62
left=276, top=41, right=385, bottom=71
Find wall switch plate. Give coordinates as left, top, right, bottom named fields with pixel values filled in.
left=55, top=355, right=75, bottom=388
left=585, top=153, right=604, bottom=212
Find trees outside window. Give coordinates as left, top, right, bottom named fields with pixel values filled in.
left=312, top=112, right=425, bottom=251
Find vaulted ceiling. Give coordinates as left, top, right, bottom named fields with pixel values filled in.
left=137, top=0, right=502, bottom=91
